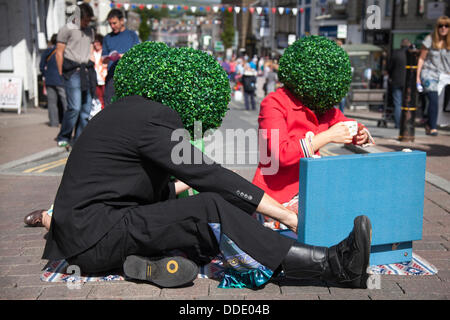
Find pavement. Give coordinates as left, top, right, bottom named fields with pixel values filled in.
left=0, top=102, right=449, bottom=302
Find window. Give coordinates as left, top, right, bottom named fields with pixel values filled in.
left=401, top=0, right=408, bottom=16
left=416, top=0, right=425, bottom=16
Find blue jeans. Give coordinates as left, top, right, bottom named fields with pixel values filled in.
left=426, top=91, right=439, bottom=130
left=57, top=72, right=92, bottom=142
left=244, top=91, right=255, bottom=110
left=338, top=97, right=346, bottom=113
left=392, top=87, right=403, bottom=128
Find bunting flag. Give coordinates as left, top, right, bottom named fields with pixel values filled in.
left=109, top=2, right=306, bottom=16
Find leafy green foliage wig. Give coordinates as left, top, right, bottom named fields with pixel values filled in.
left=278, top=35, right=352, bottom=114
left=113, top=42, right=231, bottom=137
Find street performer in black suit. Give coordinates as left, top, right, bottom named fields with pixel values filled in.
left=34, top=43, right=373, bottom=289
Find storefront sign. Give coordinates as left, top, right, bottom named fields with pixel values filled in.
left=0, top=76, right=23, bottom=113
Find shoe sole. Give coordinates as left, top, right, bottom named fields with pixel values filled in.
left=123, top=255, right=199, bottom=288
left=352, top=215, right=372, bottom=288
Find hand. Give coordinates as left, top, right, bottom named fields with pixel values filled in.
left=282, top=210, right=298, bottom=233
left=256, top=193, right=298, bottom=233
left=325, top=122, right=353, bottom=144
left=174, top=180, right=191, bottom=195
left=354, top=127, right=369, bottom=145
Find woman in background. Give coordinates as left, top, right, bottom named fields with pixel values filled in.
left=416, top=16, right=450, bottom=136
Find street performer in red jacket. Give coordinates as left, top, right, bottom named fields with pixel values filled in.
left=253, top=36, right=375, bottom=230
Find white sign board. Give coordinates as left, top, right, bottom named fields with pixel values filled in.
left=427, top=2, right=445, bottom=20
left=0, top=76, right=23, bottom=114
left=337, top=24, right=348, bottom=39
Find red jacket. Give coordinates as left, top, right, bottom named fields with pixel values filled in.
left=252, top=87, right=354, bottom=203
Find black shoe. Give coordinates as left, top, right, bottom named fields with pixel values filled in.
left=281, top=215, right=372, bottom=289
left=327, top=215, right=372, bottom=288
left=123, top=255, right=199, bottom=288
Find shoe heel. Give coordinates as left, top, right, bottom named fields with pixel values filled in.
left=123, top=255, right=149, bottom=281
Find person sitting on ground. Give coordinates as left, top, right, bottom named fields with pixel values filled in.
left=25, top=42, right=372, bottom=290
left=252, top=36, right=375, bottom=230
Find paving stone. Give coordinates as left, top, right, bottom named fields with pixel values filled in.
left=86, top=282, right=161, bottom=299
left=38, top=283, right=93, bottom=300
left=396, top=279, right=450, bottom=295
left=161, top=278, right=211, bottom=298
left=5, top=263, right=45, bottom=276
left=276, top=278, right=330, bottom=296
left=319, top=293, right=371, bottom=300
left=0, top=286, right=43, bottom=300
left=369, top=291, right=448, bottom=300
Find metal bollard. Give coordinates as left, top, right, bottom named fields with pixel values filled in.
left=399, top=47, right=420, bottom=142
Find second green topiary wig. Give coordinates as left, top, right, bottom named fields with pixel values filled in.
left=278, top=35, right=352, bottom=114
left=113, top=42, right=231, bottom=137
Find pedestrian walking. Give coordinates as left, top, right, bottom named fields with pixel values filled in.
left=242, top=63, right=257, bottom=110
left=55, top=3, right=96, bottom=147
left=93, top=34, right=107, bottom=109
left=388, top=39, right=411, bottom=128
left=39, top=34, right=67, bottom=127
left=264, top=60, right=278, bottom=95
left=102, top=9, right=140, bottom=107
left=416, top=16, right=450, bottom=136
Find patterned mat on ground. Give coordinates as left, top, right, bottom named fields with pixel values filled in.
left=41, top=252, right=437, bottom=284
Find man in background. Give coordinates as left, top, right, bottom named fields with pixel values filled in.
left=389, top=38, right=411, bottom=128
left=102, top=9, right=140, bottom=106
left=55, top=3, right=96, bottom=147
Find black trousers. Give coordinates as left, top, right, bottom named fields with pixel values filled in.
left=67, top=192, right=295, bottom=274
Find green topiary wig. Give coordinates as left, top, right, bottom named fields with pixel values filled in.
left=113, top=42, right=231, bottom=137
left=113, top=41, right=171, bottom=102
left=278, top=35, right=352, bottom=114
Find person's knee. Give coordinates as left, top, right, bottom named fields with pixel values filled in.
left=197, top=192, right=224, bottom=204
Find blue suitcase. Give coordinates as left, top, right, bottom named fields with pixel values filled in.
left=281, top=151, right=426, bottom=266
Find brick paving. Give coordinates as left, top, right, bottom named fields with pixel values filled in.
left=0, top=107, right=449, bottom=300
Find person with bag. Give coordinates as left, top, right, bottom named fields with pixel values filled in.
left=55, top=3, right=96, bottom=147
left=39, top=34, right=67, bottom=127
left=416, top=16, right=450, bottom=136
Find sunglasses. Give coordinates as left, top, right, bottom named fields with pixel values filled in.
left=438, top=24, right=449, bottom=28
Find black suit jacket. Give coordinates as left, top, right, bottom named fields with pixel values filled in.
left=388, top=47, right=408, bottom=88
left=42, top=95, right=265, bottom=261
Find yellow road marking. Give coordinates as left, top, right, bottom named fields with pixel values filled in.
left=23, top=158, right=68, bottom=173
